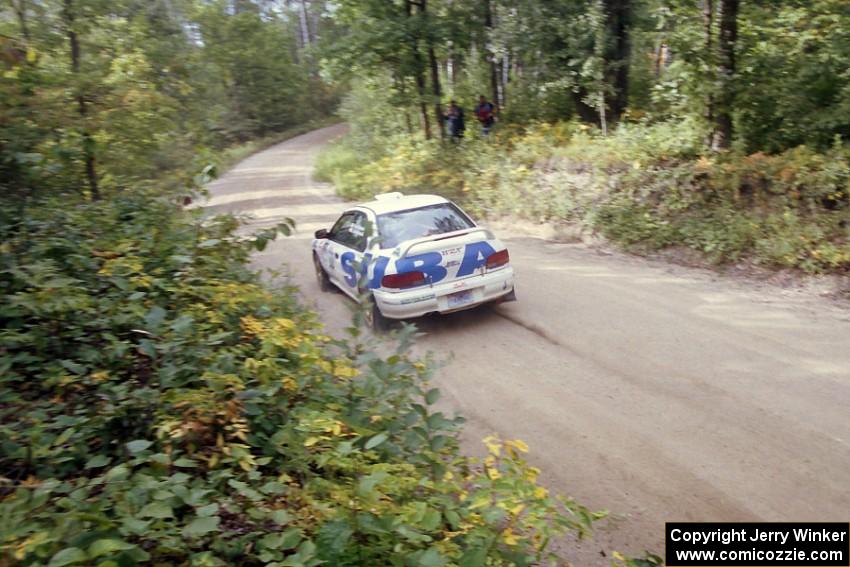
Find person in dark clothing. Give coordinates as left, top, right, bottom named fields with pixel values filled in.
left=474, top=95, right=496, bottom=135
left=444, top=100, right=465, bottom=142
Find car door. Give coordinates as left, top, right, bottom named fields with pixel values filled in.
left=326, top=211, right=370, bottom=298
left=321, top=212, right=355, bottom=287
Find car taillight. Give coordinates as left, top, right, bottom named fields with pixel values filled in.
left=486, top=249, right=510, bottom=269
left=381, top=271, right=427, bottom=289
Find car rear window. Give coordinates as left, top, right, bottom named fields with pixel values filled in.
left=376, top=203, right=475, bottom=249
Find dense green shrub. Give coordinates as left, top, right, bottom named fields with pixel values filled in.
left=318, top=120, right=850, bottom=274
left=0, top=192, right=597, bottom=566
left=591, top=146, right=850, bottom=272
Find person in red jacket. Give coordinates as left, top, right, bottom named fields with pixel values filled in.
left=474, top=95, right=496, bottom=136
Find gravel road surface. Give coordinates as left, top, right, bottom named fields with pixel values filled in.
left=204, top=124, right=850, bottom=564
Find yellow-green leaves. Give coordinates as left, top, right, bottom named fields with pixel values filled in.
left=182, top=516, right=220, bottom=538
left=1, top=191, right=592, bottom=566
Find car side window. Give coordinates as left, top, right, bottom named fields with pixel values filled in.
left=330, top=213, right=355, bottom=241
left=330, top=212, right=369, bottom=252
left=351, top=213, right=372, bottom=252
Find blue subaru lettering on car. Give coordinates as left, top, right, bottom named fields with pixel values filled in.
left=312, top=193, right=516, bottom=331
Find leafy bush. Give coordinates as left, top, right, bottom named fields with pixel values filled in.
left=313, top=140, right=368, bottom=187
left=0, top=191, right=598, bottom=566
left=319, top=119, right=850, bottom=274
left=591, top=145, right=850, bottom=272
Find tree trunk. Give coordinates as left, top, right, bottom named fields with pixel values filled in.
left=421, top=0, right=445, bottom=139
left=598, top=93, right=607, bottom=135
left=298, top=0, right=312, bottom=47
left=447, top=42, right=456, bottom=89
left=63, top=0, right=99, bottom=200
left=397, top=76, right=415, bottom=135
left=603, top=0, right=632, bottom=123
left=428, top=45, right=445, bottom=139
left=414, top=71, right=431, bottom=140
left=496, top=56, right=504, bottom=107
left=443, top=0, right=454, bottom=89
left=404, top=111, right=414, bottom=135
left=483, top=0, right=499, bottom=107
left=713, top=0, right=738, bottom=149
left=406, top=0, right=431, bottom=140
left=9, top=0, right=30, bottom=41
left=703, top=0, right=715, bottom=145
left=500, top=51, right=509, bottom=106
left=309, top=6, right=321, bottom=42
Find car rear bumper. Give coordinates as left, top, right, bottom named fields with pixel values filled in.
left=373, top=267, right=515, bottom=320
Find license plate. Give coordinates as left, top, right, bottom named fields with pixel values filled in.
left=447, top=289, right=474, bottom=308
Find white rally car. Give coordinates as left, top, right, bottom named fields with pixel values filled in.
left=312, top=193, right=515, bottom=330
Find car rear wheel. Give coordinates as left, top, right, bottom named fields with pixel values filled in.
left=363, top=296, right=391, bottom=333
left=313, top=253, right=332, bottom=292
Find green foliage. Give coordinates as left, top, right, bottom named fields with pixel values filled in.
left=321, top=120, right=850, bottom=274
left=552, top=135, right=850, bottom=273
left=0, top=0, right=338, bottom=200
left=335, top=76, right=410, bottom=160
left=321, top=0, right=850, bottom=153
left=313, top=138, right=368, bottom=186
left=191, top=2, right=335, bottom=140
left=0, top=191, right=598, bottom=565
left=735, top=1, right=850, bottom=152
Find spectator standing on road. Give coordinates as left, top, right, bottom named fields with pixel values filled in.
left=444, top=100, right=465, bottom=142
left=474, top=95, right=496, bottom=136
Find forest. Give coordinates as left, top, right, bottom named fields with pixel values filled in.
left=3, top=0, right=850, bottom=206
left=317, top=0, right=850, bottom=273
left=326, top=0, right=850, bottom=151
left=1, top=0, right=338, bottom=202
left=1, top=0, right=848, bottom=565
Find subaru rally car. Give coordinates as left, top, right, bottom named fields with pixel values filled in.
left=312, top=193, right=515, bottom=330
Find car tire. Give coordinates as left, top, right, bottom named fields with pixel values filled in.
left=313, top=253, right=332, bottom=292
left=363, top=296, right=391, bottom=333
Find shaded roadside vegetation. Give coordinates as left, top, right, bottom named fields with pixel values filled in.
left=317, top=121, right=850, bottom=274
left=316, top=0, right=850, bottom=275
left=0, top=191, right=603, bottom=565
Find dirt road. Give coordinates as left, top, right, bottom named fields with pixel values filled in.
left=205, top=125, right=850, bottom=564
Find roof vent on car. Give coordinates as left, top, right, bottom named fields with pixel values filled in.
left=374, top=192, right=404, bottom=201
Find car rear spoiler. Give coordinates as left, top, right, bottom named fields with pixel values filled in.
left=394, top=227, right=494, bottom=258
